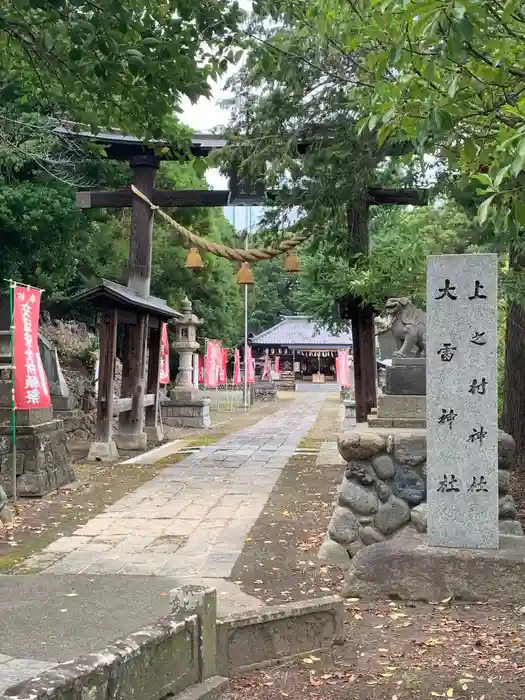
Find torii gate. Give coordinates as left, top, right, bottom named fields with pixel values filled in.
left=68, top=126, right=428, bottom=425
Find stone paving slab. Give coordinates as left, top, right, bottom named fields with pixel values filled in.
left=20, top=398, right=323, bottom=579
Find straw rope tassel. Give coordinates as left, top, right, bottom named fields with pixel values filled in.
left=131, top=185, right=312, bottom=263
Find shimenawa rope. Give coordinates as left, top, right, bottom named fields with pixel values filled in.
left=131, top=185, right=312, bottom=263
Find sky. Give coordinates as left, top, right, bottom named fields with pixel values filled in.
left=179, top=0, right=257, bottom=231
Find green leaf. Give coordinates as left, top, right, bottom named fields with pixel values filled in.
left=478, top=195, right=496, bottom=225
left=494, top=165, right=510, bottom=187
left=511, top=154, right=525, bottom=178
left=448, top=75, right=459, bottom=98
left=514, top=200, right=525, bottom=228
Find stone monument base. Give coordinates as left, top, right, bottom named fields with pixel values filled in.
left=319, top=427, right=522, bottom=563
left=87, top=440, right=119, bottom=462
left=342, top=534, right=525, bottom=604
left=162, top=397, right=211, bottom=429
left=368, top=394, right=426, bottom=429
left=0, top=420, right=75, bottom=497
left=386, top=357, right=426, bottom=396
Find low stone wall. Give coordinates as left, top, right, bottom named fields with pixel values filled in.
left=217, top=597, right=344, bottom=674
left=2, top=616, right=200, bottom=700
left=319, top=428, right=523, bottom=566
left=1, top=587, right=345, bottom=700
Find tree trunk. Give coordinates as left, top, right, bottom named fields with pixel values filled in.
left=501, top=247, right=525, bottom=468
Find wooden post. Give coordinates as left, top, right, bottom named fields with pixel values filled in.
left=88, top=309, right=119, bottom=461
left=116, top=315, right=148, bottom=450
left=145, top=322, right=162, bottom=443
left=128, top=155, right=160, bottom=297
left=351, top=304, right=377, bottom=423
left=347, top=200, right=377, bottom=422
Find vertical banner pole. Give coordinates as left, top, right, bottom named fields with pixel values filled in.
left=9, top=282, right=17, bottom=504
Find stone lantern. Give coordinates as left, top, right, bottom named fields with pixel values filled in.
left=170, top=297, right=202, bottom=399
left=163, top=297, right=211, bottom=428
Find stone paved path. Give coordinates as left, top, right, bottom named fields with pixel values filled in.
left=20, top=396, right=324, bottom=579
left=1, top=397, right=324, bottom=692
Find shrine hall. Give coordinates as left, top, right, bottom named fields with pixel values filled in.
left=249, top=316, right=353, bottom=385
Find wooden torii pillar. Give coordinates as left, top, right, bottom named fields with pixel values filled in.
left=342, top=188, right=428, bottom=424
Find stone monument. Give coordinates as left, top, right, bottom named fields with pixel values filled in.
left=427, top=254, right=498, bottom=549
left=162, top=298, right=211, bottom=429
left=320, top=258, right=525, bottom=600
left=368, top=297, right=426, bottom=429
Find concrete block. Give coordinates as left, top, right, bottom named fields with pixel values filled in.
left=87, top=441, right=119, bottom=462
left=114, top=432, right=148, bottom=451
left=170, top=586, right=217, bottom=681
left=217, top=596, right=344, bottom=674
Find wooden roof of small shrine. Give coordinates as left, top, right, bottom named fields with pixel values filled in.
left=71, top=279, right=180, bottom=319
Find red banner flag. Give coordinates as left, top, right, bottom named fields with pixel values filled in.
left=261, top=352, right=271, bottom=380
left=13, top=286, right=51, bottom=410
left=159, top=323, right=170, bottom=385
left=198, top=354, right=205, bottom=385
left=336, top=350, right=351, bottom=388
left=233, top=349, right=241, bottom=385
left=218, top=347, right=227, bottom=385
left=205, top=339, right=222, bottom=388
left=274, top=356, right=280, bottom=377
left=245, top=345, right=255, bottom=384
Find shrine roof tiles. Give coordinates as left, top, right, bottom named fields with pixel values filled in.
left=71, top=279, right=180, bottom=319
left=250, top=315, right=353, bottom=349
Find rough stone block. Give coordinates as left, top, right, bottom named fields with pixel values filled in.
left=498, top=469, right=510, bottom=494
left=337, top=432, right=386, bottom=462
left=377, top=395, right=426, bottom=419
left=498, top=430, right=516, bottom=469
left=371, top=454, right=395, bottom=480
left=317, top=536, right=350, bottom=566
left=393, top=433, right=427, bottom=466
left=114, top=432, right=148, bottom=451
left=342, top=535, right=525, bottom=603
left=328, top=507, right=359, bottom=546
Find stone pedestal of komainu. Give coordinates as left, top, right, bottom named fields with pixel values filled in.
left=318, top=428, right=523, bottom=570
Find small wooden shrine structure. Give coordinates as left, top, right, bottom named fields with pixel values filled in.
left=72, top=280, right=179, bottom=459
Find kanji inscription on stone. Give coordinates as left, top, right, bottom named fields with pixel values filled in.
left=427, top=254, right=498, bottom=549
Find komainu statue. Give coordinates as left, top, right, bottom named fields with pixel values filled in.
left=385, top=297, right=426, bottom=358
